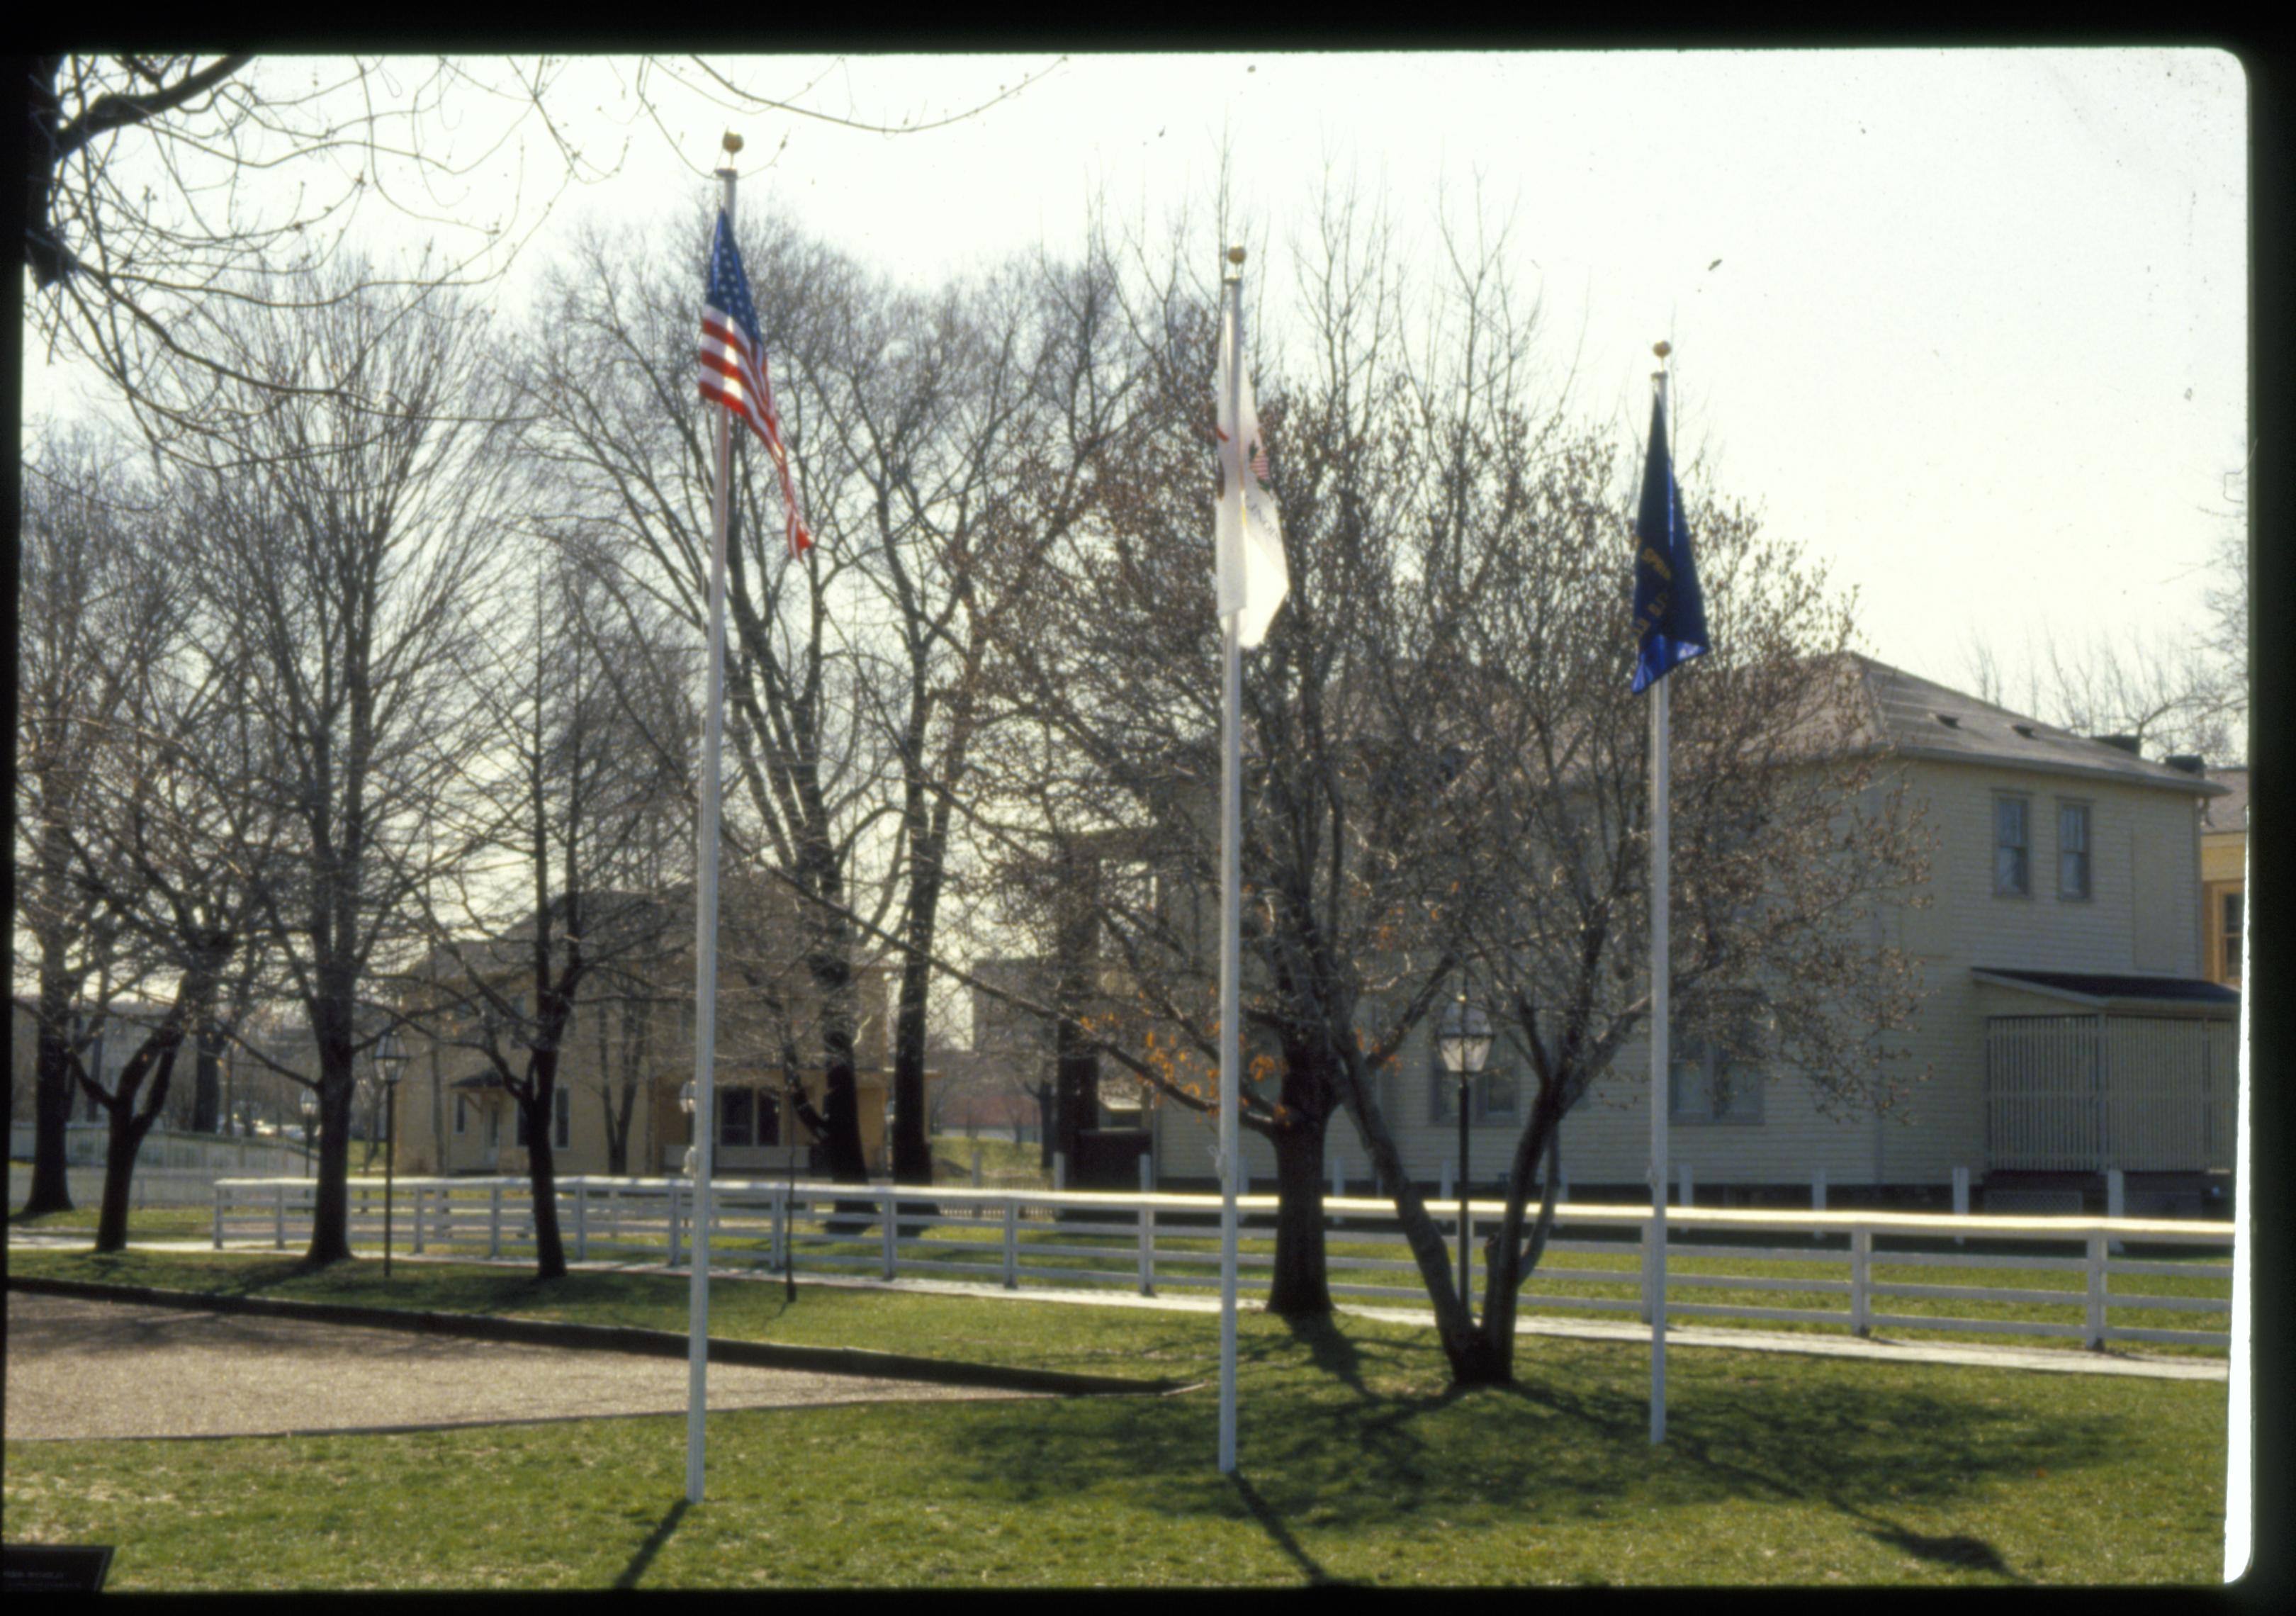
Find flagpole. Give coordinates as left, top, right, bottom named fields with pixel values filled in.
left=1217, top=247, right=1246, bottom=1478
left=687, top=134, right=741, bottom=1506
left=1648, top=342, right=1672, bottom=1448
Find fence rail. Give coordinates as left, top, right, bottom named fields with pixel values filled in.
left=209, top=1177, right=2234, bottom=1354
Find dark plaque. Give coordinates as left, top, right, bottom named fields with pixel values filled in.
left=3, top=1543, right=114, bottom=1593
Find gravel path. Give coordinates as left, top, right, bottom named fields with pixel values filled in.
left=4, top=1292, right=1036, bottom=1442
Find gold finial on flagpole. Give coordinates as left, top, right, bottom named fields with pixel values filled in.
left=1653, top=340, right=1671, bottom=359
left=1227, top=246, right=1247, bottom=265
left=722, top=131, right=745, bottom=155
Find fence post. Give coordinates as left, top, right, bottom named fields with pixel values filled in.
left=2085, top=1229, right=2108, bottom=1350
left=1850, top=1227, right=1872, bottom=1337
left=1003, top=1199, right=1020, bottom=1289
left=770, top=1183, right=785, bottom=1269
left=668, top=1180, right=682, bottom=1267
left=276, top=1181, right=287, bottom=1250
left=213, top=1182, right=225, bottom=1250
left=1952, top=1167, right=1970, bottom=1245
left=1439, top=1157, right=1453, bottom=1201
left=2106, top=1168, right=2125, bottom=1255
left=489, top=1182, right=502, bottom=1259
left=1138, top=1192, right=1156, bottom=1296
left=882, top=1184, right=897, bottom=1281
left=1678, top=1162, right=1694, bottom=1208
left=412, top=1184, right=426, bottom=1254
left=575, top=1179, right=589, bottom=1264
left=1811, top=1167, right=1827, bottom=1242
left=1052, top=1152, right=1065, bottom=1192
left=972, top=1146, right=984, bottom=1188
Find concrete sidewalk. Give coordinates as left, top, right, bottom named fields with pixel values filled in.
left=6, top=1230, right=2225, bottom=1384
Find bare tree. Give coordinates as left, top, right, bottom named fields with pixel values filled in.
left=981, top=189, right=1933, bottom=1382
left=524, top=209, right=1135, bottom=1184
left=64, top=627, right=278, bottom=1252
left=13, top=427, right=170, bottom=1214
left=1344, top=430, right=1935, bottom=1383
left=410, top=545, right=684, bottom=1279
left=161, top=264, right=516, bottom=1265
left=23, top=53, right=1064, bottom=442
left=977, top=186, right=1470, bottom=1314
left=1958, top=621, right=2241, bottom=765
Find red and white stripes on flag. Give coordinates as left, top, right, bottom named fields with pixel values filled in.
left=699, top=211, right=813, bottom=556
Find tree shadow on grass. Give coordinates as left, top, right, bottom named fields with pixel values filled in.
left=614, top=1497, right=690, bottom=1589
left=1278, top=1311, right=1368, bottom=1393
left=933, top=1320, right=2129, bottom=1565
left=1230, top=1471, right=1370, bottom=1587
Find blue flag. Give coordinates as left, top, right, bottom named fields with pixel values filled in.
left=1629, top=393, right=1709, bottom=692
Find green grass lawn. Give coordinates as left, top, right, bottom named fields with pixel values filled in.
left=9, top=1203, right=215, bottom=1240
left=2, top=1246, right=2232, bottom=1588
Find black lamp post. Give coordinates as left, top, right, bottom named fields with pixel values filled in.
left=376, top=1033, right=408, bottom=1277
left=1436, top=993, right=1493, bottom=1307
left=299, top=1088, right=319, bottom=1172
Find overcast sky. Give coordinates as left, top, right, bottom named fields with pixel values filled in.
left=23, top=47, right=2248, bottom=706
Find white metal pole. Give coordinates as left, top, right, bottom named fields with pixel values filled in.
left=686, top=149, right=738, bottom=1506
left=1648, top=357, right=1672, bottom=1449
left=1217, top=262, right=1246, bottom=1477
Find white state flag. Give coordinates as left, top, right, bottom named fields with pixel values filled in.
left=1215, top=298, right=1288, bottom=648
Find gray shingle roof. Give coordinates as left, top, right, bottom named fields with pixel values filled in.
left=2201, top=766, right=2249, bottom=833
left=1833, top=654, right=2229, bottom=797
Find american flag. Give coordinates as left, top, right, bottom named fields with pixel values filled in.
left=699, top=211, right=813, bottom=556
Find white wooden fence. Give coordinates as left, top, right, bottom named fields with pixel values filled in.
left=210, top=1176, right=2232, bottom=1355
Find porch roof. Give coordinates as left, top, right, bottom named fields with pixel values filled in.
left=449, top=1073, right=507, bottom=1092
left=1972, top=967, right=2241, bottom=1012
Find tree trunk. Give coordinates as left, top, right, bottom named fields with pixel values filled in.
left=889, top=803, right=952, bottom=1185
left=94, top=1107, right=157, bottom=1252
left=305, top=1041, right=357, bottom=1265
left=1333, top=1046, right=1508, bottom=1383
left=890, top=946, right=935, bottom=1184
left=191, top=1021, right=224, bottom=1134
left=818, top=1027, right=869, bottom=1182
left=1264, top=1107, right=1332, bottom=1318
left=1476, top=1091, right=1568, bottom=1381
left=93, top=1048, right=176, bottom=1253
left=526, top=1076, right=568, bottom=1281
left=20, top=952, right=80, bottom=1216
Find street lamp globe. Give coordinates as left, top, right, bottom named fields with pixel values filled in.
left=1436, top=999, right=1493, bottom=1075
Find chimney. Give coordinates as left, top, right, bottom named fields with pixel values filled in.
left=2092, top=734, right=2144, bottom=756
left=2164, top=754, right=2205, bottom=775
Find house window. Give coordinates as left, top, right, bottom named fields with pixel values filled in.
left=1993, top=795, right=2030, bottom=897
left=1429, top=1062, right=1519, bottom=1126
left=2222, top=892, right=2244, bottom=984
left=515, top=1100, right=531, bottom=1148
left=454, top=1095, right=468, bottom=1135
left=553, top=1086, right=572, bottom=1150
left=2057, top=802, right=2091, bottom=899
left=487, top=1105, right=501, bottom=1148
left=719, top=1087, right=754, bottom=1148
left=1668, top=1038, right=1764, bottom=1126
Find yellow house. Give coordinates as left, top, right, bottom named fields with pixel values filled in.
left=389, top=897, right=911, bottom=1180
left=2200, top=766, right=2246, bottom=987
